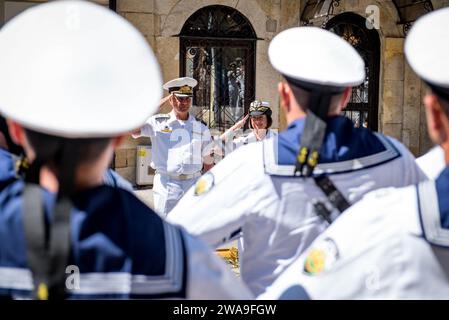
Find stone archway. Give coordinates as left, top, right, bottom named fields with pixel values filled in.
left=326, top=12, right=381, bottom=131
left=160, top=0, right=265, bottom=39
left=179, top=5, right=257, bottom=130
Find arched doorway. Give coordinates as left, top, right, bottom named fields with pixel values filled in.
left=179, top=5, right=257, bottom=131
left=326, top=13, right=380, bottom=131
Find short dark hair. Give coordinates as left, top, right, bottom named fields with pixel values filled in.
left=430, top=88, right=449, bottom=118
left=287, top=81, right=345, bottom=114
left=266, top=114, right=273, bottom=128
left=23, top=129, right=112, bottom=195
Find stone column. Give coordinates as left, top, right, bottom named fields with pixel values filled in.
left=277, top=0, right=301, bottom=131
left=381, top=37, right=404, bottom=142
left=114, top=0, right=157, bottom=185
left=403, top=61, right=422, bottom=156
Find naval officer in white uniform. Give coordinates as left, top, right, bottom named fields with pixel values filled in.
left=133, top=77, right=213, bottom=215
left=217, top=100, right=277, bottom=158
left=168, top=26, right=426, bottom=296
left=260, top=8, right=449, bottom=300
left=218, top=100, right=278, bottom=256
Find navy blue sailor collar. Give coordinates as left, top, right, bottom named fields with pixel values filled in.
left=416, top=164, right=449, bottom=247
left=436, top=165, right=449, bottom=229
left=264, top=115, right=400, bottom=176
left=0, top=183, right=185, bottom=298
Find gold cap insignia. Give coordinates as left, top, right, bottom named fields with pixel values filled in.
left=303, top=238, right=339, bottom=275
left=194, top=172, right=214, bottom=196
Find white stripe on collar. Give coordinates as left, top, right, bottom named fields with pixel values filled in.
left=417, top=180, right=449, bottom=247
left=263, top=132, right=400, bottom=176
left=71, top=222, right=184, bottom=295
left=0, top=267, right=33, bottom=291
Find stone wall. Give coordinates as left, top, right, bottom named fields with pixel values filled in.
left=115, top=0, right=300, bottom=184
left=433, top=0, right=449, bottom=9
left=114, top=0, right=447, bottom=184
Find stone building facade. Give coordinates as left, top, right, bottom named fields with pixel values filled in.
left=114, top=0, right=301, bottom=184
left=1, top=0, right=448, bottom=185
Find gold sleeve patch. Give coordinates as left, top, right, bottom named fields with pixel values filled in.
left=303, top=238, right=339, bottom=275
left=194, top=172, right=214, bottom=196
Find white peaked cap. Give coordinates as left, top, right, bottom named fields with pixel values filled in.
left=0, top=0, right=162, bottom=138
left=162, top=77, right=198, bottom=91
left=405, top=7, right=449, bottom=89
left=268, top=27, right=365, bottom=88
left=250, top=100, right=270, bottom=107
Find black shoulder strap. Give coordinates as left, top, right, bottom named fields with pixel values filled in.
left=312, top=175, right=350, bottom=224
left=23, top=184, right=72, bottom=300
left=48, top=197, right=72, bottom=298
left=22, top=141, right=78, bottom=300
left=22, top=183, right=50, bottom=300
left=294, top=93, right=331, bottom=177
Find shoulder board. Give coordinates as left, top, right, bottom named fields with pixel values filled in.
left=154, top=114, right=170, bottom=121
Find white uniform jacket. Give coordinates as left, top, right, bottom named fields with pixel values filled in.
left=0, top=148, right=252, bottom=300
left=260, top=165, right=449, bottom=299
left=133, top=111, right=213, bottom=215
left=134, top=111, right=212, bottom=175
left=168, top=116, right=427, bottom=296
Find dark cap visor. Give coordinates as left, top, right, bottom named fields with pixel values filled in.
left=250, top=111, right=265, bottom=116
left=174, top=93, right=192, bottom=98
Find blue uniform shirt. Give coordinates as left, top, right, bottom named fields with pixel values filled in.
left=278, top=116, right=386, bottom=165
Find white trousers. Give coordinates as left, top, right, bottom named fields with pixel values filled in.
left=153, top=173, right=198, bottom=216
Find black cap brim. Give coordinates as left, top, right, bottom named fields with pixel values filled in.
left=174, top=93, right=192, bottom=98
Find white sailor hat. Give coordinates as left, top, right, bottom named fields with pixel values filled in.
left=0, top=0, right=162, bottom=138
left=249, top=100, right=272, bottom=116
left=163, top=77, right=198, bottom=97
left=268, top=27, right=365, bottom=91
left=405, top=8, right=449, bottom=101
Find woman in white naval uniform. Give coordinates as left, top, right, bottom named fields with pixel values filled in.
left=218, top=100, right=277, bottom=157
left=168, top=27, right=426, bottom=297
left=0, top=1, right=251, bottom=300
left=133, top=77, right=214, bottom=216
left=260, top=8, right=449, bottom=300
left=218, top=100, right=278, bottom=256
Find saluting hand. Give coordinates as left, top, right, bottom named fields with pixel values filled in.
left=159, top=93, right=173, bottom=109
left=234, top=113, right=249, bottom=130
left=231, top=114, right=249, bottom=131
left=219, top=114, right=249, bottom=142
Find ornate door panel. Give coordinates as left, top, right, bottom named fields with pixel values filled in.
left=180, top=5, right=256, bottom=131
